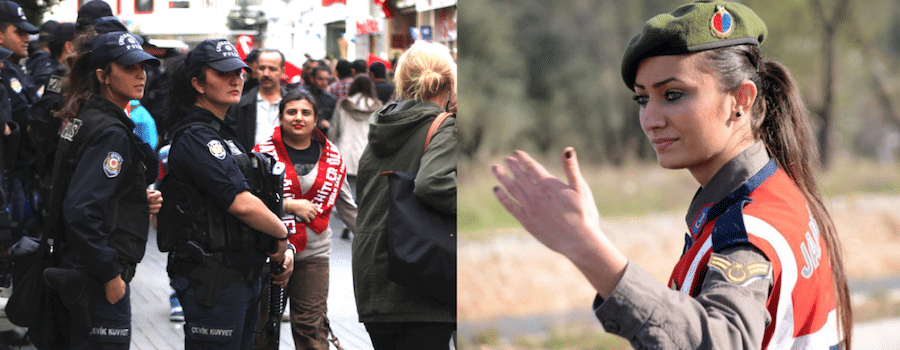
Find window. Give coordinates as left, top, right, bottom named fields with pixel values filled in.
left=135, top=0, right=153, bottom=13
left=169, top=0, right=189, bottom=8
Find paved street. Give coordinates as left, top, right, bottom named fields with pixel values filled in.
left=130, top=228, right=373, bottom=350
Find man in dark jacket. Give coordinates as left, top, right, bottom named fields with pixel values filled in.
left=226, top=48, right=295, bottom=148
left=306, top=66, right=336, bottom=136
left=369, top=61, right=394, bottom=104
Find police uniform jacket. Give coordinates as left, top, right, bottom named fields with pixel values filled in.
left=1, top=58, right=37, bottom=126
left=166, top=105, right=265, bottom=270
left=26, top=61, right=65, bottom=173
left=56, top=95, right=156, bottom=284
left=593, top=142, right=840, bottom=349
left=353, top=99, right=456, bottom=323
left=26, top=48, right=53, bottom=97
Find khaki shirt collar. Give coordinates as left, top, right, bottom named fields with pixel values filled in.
left=685, top=141, right=771, bottom=227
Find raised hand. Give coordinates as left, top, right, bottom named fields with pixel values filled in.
left=492, top=147, right=627, bottom=298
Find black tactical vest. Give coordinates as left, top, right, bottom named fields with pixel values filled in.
left=50, top=100, right=153, bottom=280
left=157, top=115, right=281, bottom=261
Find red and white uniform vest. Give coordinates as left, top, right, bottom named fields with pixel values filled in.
left=669, top=160, right=840, bottom=349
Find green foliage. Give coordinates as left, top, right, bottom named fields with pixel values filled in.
left=17, top=0, right=59, bottom=26
left=459, top=0, right=900, bottom=166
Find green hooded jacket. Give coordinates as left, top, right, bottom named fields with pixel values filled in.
left=353, top=99, right=456, bottom=323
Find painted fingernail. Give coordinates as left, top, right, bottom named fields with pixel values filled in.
left=565, top=150, right=573, bottom=158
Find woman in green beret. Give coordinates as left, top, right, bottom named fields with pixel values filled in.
left=492, top=1, right=851, bottom=349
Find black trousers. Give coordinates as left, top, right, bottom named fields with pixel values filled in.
left=364, top=322, right=455, bottom=350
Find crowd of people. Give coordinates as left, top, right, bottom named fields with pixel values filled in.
left=0, top=0, right=458, bottom=349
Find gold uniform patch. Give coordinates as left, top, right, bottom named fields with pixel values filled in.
left=708, top=254, right=771, bottom=286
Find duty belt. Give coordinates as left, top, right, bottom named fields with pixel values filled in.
left=169, top=253, right=261, bottom=307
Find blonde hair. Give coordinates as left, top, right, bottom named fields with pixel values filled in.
left=394, top=41, right=456, bottom=102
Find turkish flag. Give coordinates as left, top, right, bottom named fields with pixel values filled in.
left=366, top=53, right=391, bottom=71
left=236, top=35, right=254, bottom=59
left=283, top=60, right=303, bottom=84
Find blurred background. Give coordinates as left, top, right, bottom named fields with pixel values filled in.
left=457, top=0, right=900, bottom=349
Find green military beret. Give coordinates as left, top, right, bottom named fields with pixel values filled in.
left=621, top=0, right=767, bottom=90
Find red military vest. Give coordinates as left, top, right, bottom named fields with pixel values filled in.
left=669, top=161, right=840, bottom=349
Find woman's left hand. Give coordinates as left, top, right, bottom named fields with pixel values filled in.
left=285, top=199, right=317, bottom=223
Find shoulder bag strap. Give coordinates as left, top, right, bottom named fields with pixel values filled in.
left=423, top=112, right=454, bottom=152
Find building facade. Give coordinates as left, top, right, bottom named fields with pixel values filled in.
left=42, top=0, right=457, bottom=66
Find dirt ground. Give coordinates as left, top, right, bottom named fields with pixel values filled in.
left=458, top=194, right=900, bottom=322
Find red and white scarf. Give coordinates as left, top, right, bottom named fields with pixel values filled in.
left=253, top=126, right=346, bottom=251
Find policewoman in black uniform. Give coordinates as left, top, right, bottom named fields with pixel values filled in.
left=51, top=31, right=161, bottom=348
left=159, top=39, right=290, bottom=350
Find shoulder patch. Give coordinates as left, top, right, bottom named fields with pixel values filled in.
left=60, top=118, right=83, bottom=141
left=9, top=77, right=21, bottom=94
left=224, top=140, right=243, bottom=155
left=103, top=152, right=123, bottom=178
left=707, top=253, right=771, bottom=286
left=208, top=140, right=227, bottom=160
left=47, top=75, right=63, bottom=94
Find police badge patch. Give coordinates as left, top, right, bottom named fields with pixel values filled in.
left=208, top=140, right=227, bottom=160
left=104, top=152, right=123, bottom=178
left=9, top=77, right=22, bottom=94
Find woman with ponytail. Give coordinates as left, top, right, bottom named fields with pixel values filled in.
left=52, top=31, right=161, bottom=348
left=353, top=40, right=457, bottom=349
left=158, top=39, right=289, bottom=349
left=492, top=1, right=851, bottom=349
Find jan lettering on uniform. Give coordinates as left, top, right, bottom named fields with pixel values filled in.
left=800, top=210, right=822, bottom=278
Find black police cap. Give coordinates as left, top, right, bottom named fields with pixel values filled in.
left=0, top=1, right=38, bottom=34
left=77, top=0, right=113, bottom=28
left=48, top=22, right=76, bottom=45
left=93, top=16, right=143, bottom=44
left=89, top=31, right=160, bottom=68
left=39, top=20, right=59, bottom=41
left=187, top=39, right=249, bottom=73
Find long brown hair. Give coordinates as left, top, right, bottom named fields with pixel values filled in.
left=57, top=32, right=107, bottom=120
left=700, top=45, right=852, bottom=349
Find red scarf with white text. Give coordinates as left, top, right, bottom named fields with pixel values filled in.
left=253, top=126, right=346, bottom=251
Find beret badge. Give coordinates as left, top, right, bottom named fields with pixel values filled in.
left=710, top=5, right=733, bottom=39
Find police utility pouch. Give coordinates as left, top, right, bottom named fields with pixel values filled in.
left=231, top=152, right=285, bottom=254
left=381, top=112, right=457, bottom=304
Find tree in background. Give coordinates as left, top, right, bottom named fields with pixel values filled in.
left=460, top=0, right=900, bottom=167
left=15, top=0, right=58, bottom=26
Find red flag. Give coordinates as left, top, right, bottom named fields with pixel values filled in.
left=366, top=53, right=391, bottom=71
left=236, top=35, right=254, bottom=59
left=283, top=60, right=303, bottom=84
left=374, top=0, right=394, bottom=18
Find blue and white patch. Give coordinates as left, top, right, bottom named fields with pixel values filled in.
left=9, top=78, right=22, bottom=94
left=103, top=152, right=123, bottom=178
left=208, top=140, right=227, bottom=160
